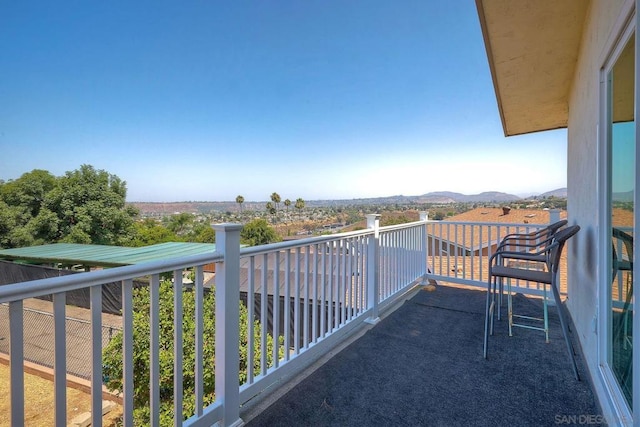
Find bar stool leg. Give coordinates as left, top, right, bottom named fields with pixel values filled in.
left=508, top=278, right=513, bottom=337
left=543, top=284, right=549, bottom=343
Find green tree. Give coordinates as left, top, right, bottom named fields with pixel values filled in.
left=44, top=165, right=138, bottom=245
left=284, top=199, right=291, bottom=212
left=102, top=280, right=282, bottom=425
left=0, top=169, right=56, bottom=217
left=165, top=212, right=194, bottom=236
left=270, top=192, right=281, bottom=213
left=240, top=218, right=279, bottom=246
left=294, top=198, right=305, bottom=221
left=131, top=219, right=179, bottom=247
left=188, top=222, right=216, bottom=243
left=381, top=214, right=410, bottom=227
left=235, top=195, right=244, bottom=213
left=0, top=200, right=17, bottom=247
left=0, top=170, right=58, bottom=248
left=0, top=166, right=138, bottom=247
left=433, top=211, right=445, bottom=220
left=265, top=202, right=276, bottom=219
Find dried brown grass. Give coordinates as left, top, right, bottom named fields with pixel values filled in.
left=0, top=363, right=121, bottom=426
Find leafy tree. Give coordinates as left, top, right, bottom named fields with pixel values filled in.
left=188, top=222, right=216, bottom=243
left=235, top=195, right=244, bottom=213
left=240, top=218, right=279, bottom=246
left=0, top=165, right=138, bottom=248
left=0, top=169, right=56, bottom=217
left=165, top=212, right=195, bottom=236
left=102, top=280, right=282, bottom=425
left=131, top=219, right=179, bottom=247
left=0, top=200, right=17, bottom=247
left=0, top=170, right=57, bottom=247
left=381, top=214, right=410, bottom=227
left=42, top=165, right=139, bottom=245
left=284, top=199, right=291, bottom=212
left=132, top=217, right=215, bottom=246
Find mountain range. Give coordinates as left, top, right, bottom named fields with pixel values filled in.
left=307, top=188, right=567, bottom=206
left=129, top=188, right=567, bottom=214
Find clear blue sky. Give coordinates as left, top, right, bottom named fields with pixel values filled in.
left=0, top=1, right=567, bottom=203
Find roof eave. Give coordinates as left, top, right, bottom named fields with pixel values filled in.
left=475, top=0, right=590, bottom=137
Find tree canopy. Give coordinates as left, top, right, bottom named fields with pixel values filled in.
left=240, top=218, right=280, bottom=246
left=0, top=165, right=138, bottom=248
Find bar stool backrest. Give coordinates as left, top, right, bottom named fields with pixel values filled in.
left=548, top=225, right=580, bottom=274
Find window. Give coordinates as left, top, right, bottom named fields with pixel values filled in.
left=605, top=29, right=635, bottom=410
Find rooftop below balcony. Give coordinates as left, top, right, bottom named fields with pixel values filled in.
left=242, top=284, right=602, bottom=426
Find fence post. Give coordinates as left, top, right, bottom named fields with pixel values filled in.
left=365, top=214, right=381, bottom=325
left=419, top=211, right=429, bottom=285
left=213, top=223, right=244, bottom=427
left=549, top=209, right=561, bottom=224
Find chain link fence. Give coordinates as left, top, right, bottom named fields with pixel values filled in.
left=0, top=303, right=122, bottom=379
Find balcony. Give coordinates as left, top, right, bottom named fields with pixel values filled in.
left=0, top=214, right=602, bottom=426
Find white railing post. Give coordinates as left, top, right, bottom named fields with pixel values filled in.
left=365, top=214, right=381, bottom=325
left=419, top=211, right=429, bottom=285
left=213, top=223, right=244, bottom=427
left=549, top=209, right=561, bottom=224
left=9, top=301, right=24, bottom=427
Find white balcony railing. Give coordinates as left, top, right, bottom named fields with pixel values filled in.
left=425, top=218, right=565, bottom=297
left=0, top=214, right=429, bottom=427
left=0, top=212, right=573, bottom=426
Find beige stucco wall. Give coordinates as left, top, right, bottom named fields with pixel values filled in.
left=566, top=0, right=633, bottom=421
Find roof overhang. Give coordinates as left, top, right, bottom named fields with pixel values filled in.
left=476, top=0, right=590, bottom=136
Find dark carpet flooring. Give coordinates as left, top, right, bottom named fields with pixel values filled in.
left=246, top=285, right=602, bottom=427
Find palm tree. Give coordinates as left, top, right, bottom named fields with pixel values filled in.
left=270, top=192, right=281, bottom=213
left=265, top=201, right=276, bottom=223
left=295, top=198, right=305, bottom=221
left=235, top=195, right=244, bottom=213
left=284, top=199, right=291, bottom=211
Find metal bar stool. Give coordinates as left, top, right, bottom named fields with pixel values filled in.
left=484, top=225, right=581, bottom=380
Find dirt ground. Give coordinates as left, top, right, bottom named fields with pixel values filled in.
left=0, top=363, right=122, bottom=426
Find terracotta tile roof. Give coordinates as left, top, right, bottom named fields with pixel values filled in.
left=443, top=207, right=567, bottom=225
left=612, top=208, right=634, bottom=228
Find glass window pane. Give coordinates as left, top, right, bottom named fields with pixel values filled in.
left=608, top=33, right=634, bottom=409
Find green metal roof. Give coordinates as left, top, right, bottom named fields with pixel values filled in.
left=0, top=242, right=217, bottom=267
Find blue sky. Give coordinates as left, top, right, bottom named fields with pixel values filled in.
left=0, top=1, right=567, bottom=202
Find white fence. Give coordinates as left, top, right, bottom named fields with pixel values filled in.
left=0, top=215, right=427, bottom=427
left=1, top=211, right=582, bottom=426
left=425, top=219, right=564, bottom=297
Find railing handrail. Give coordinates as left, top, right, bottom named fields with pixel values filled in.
left=0, top=251, right=224, bottom=303
left=425, top=219, right=547, bottom=228
left=0, top=219, right=431, bottom=303
left=238, top=219, right=428, bottom=257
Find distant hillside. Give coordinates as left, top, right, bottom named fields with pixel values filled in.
left=537, top=188, right=567, bottom=198
left=613, top=190, right=633, bottom=202
left=129, top=190, right=533, bottom=215
left=415, top=191, right=521, bottom=203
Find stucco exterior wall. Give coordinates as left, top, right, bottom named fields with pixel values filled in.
left=566, top=0, right=633, bottom=421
